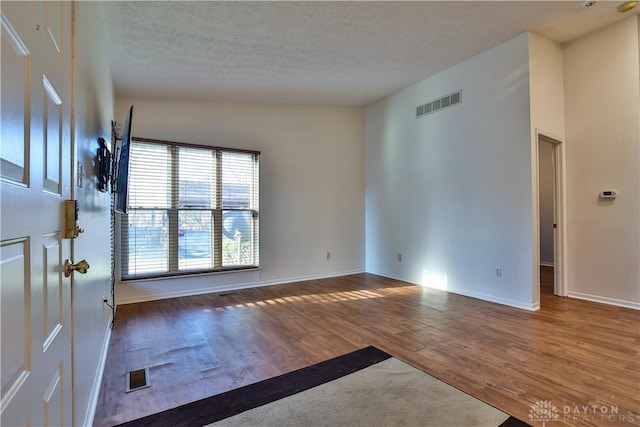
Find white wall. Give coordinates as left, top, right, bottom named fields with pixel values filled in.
left=564, top=16, right=640, bottom=309
left=72, top=3, right=116, bottom=426
left=114, top=99, right=365, bottom=304
left=528, top=34, right=566, bottom=139
left=365, top=33, right=536, bottom=310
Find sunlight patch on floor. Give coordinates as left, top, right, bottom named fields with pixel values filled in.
left=421, top=270, right=448, bottom=291
left=211, top=286, right=420, bottom=312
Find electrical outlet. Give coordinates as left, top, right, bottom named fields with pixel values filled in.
left=397, top=253, right=402, bottom=262
left=326, top=252, right=331, bottom=261
left=495, top=267, right=502, bottom=278
left=102, top=296, right=109, bottom=303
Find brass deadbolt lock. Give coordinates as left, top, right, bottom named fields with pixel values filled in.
left=63, top=200, right=84, bottom=239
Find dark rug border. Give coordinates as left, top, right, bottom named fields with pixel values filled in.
left=116, top=345, right=529, bottom=427
left=116, top=346, right=391, bottom=427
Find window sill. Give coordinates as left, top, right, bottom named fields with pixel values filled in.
left=120, top=265, right=260, bottom=283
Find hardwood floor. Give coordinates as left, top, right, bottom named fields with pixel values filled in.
left=94, top=268, right=640, bottom=426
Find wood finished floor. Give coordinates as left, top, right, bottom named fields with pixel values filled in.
left=94, top=267, right=640, bottom=426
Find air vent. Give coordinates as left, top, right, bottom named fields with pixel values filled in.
left=416, top=90, right=462, bottom=119
left=126, top=368, right=150, bottom=392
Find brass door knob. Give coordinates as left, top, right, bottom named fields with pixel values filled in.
left=64, top=259, right=90, bottom=277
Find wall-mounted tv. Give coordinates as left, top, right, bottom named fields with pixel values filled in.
left=113, top=105, right=133, bottom=214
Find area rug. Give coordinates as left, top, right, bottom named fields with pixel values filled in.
left=117, top=346, right=529, bottom=427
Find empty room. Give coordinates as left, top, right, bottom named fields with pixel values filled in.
left=1, top=1, right=639, bottom=426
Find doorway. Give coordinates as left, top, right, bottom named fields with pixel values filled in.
left=536, top=132, right=567, bottom=304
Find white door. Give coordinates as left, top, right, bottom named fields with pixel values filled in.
left=537, top=133, right=567, bottom=299
left=1, top=2, right=74, bottom=426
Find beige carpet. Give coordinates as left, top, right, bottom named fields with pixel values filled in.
left=208, top=357, right=511, bottom=427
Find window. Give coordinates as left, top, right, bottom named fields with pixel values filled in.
left=119, top=138, right=259, bottom=280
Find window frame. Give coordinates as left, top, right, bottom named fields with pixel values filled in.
left=118, top=137, right=260, bottom=281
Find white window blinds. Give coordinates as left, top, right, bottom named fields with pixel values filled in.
left=119, top=138, right=259, bottom=280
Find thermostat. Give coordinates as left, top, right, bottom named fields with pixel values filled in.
left=599, top=190, right=617, bottom=200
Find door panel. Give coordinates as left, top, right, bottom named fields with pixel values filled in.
left=0, top=8, right=29, bottom=184
left=44, top=363, right=63, bottom=427
left=43, top=75, right=63, bottom=194
left=43, top=233, right=62, bottom=350
left=1, top=2, right=73, bottom=425
left=0, top=238, right=30, bottom=408
left=44, top=1, right=63, bottom=56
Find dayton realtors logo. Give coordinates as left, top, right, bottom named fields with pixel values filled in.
left=529, top=400, right=560, bottom=426
left=529, top=400, right=639, bottom=425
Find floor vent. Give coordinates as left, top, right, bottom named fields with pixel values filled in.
left=416, top=90, right=462, bottom=119
left=125, top=368, right=150, bottom=392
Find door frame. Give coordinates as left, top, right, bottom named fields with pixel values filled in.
left=533, top=130, right=567, bottom=305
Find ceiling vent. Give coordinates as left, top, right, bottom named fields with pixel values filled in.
left=416, top=90, right=462, bottom=119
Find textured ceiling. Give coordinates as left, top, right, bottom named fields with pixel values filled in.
left=102, top=1, right=636, bottom=106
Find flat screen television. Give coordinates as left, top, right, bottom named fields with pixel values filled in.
left=113, top=105, right=133, bottom=214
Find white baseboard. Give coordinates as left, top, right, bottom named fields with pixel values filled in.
left=117, top=269, right=366, bottom=305
left=567, top=291, right=640, bottom=310
left=456, top=288, right=539, bottom=311
left=81, top=317, right=113, bottom=427
left=371, top=272, right=538, bottom=311
left=433, top=286, right=538, bottom=311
